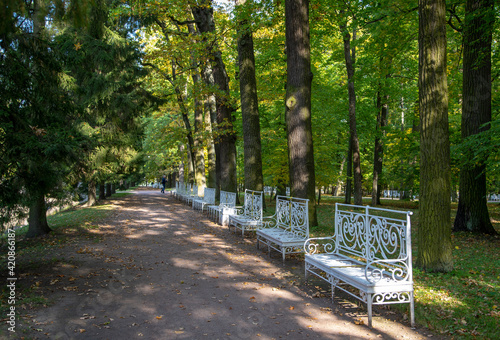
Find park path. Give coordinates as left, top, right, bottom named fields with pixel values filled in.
left=15, top=188, right=440, bottom=339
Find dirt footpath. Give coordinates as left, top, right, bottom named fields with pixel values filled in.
left=9, top=188, right=444, bottom=339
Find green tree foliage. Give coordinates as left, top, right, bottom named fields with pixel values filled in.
left=56, top=0, right=151, bottom=204
left=0, top=0, right=89, bottom=235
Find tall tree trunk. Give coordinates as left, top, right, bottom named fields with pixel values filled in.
left=204, top=96, right=217, bottom=189
left=192, top=2, right=237, bottom=193
left=25, top=0, right=51, bottom=238
left=188, top=23, right=207, bottom=190
left=372, top=82, right=388, bottom=206
left=284, top=0, right=318, bottom=226
left=454, top=0, right=496, bottom=235
left=87, top=180, right=97, bottom=206
left=236, top=0, right=264, bottom=192
left=154, top=19, right=196, bottom=182
left=202, top=66, right=220, bottom=195
left=106, top=182, right=112, bottom=197
left=340, top=17, right=362, bottom=205
left=417, top=0, right=453, bottom=272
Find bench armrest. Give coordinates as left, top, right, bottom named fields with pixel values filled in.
left=261, top=214, right=278, bottom=228
left=227, top=206, right=244, bottom=216
left=304, top=237, right=336, bottom=255
left=365, top=259, right=411, bottom=283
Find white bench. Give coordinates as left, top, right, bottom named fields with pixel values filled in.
left=256, top=196, right=309, bottom=262
left=304, top=203, right=414, bottom=328
left=171, top=181, right=179, bottom=197
left=184, top=184, right=199, bottom=205
left=193, top=187, right=216, bottom=211
left=175, top=182, right=187, bottom=200
left=227, top=189, right=263, bottom=236
left=207, top=190, right=237, bottom=225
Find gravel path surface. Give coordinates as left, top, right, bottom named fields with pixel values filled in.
left=10, top=188, right=444, bottom=339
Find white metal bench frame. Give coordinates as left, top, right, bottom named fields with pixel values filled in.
left=207, top=191, right=237, bottom=225
left=256, top=195, right=309, bottom=262
left=193, top=187, right=216, bottom=211
left=184, top=184, right=199, bottom=205
left=304, top=203, right=414, bottom=328
left=227, top=189, right=263, bottom=236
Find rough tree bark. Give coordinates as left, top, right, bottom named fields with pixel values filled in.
left=284, top=0, right=318, bottom=226
left=188, top=23, right=207, bottom=191
left=204, top=94, right=219, bottom=190
left=192, top=1, right=237, bottom=193
left=453, top=0, right=496, bottom=235
left=236, top=0, right=264, bottom=192
left=417, top=0, right=453, bottom=272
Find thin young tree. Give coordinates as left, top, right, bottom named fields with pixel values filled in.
left=417, top=0, right=453, bottom=272
left=339, top=8, right=363, bottom=205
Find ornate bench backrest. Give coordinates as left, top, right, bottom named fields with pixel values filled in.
left=203, top=188, right=216, bottom=204
left=220, top=191, right=237, bottom=208
left=192, top=184, right=199, bottom=196
left=275, top=196, right=309, bottom=239
left=243, top=189, right=263, bottom=221
left=335, top=203, right=413, bottom=282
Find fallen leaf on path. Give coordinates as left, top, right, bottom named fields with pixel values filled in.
left=156, top=315, right=163, bottom=320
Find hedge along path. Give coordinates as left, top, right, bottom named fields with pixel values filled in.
left=13, top=188, right=442, bottom=339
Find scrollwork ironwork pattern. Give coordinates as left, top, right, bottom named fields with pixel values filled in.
left=372, top=291, right=412, bottom=304
left=337, top=211, right=367, bottom=258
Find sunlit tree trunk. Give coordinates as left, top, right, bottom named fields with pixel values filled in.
left=417, top=0, right=453, bottom=272
left=192, top=2, right=237, bottom=193
left=285, top=0, right=318, bottom=226
left=187, top=23, right=206, bottom=191
left=454, top=0, right=496, bottom=235
left=204, top=97, right=217, bottom=189
left=202, top=66, right=220, bottom=195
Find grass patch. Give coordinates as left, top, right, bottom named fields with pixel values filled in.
left=313, top=197, right=500, bottom=339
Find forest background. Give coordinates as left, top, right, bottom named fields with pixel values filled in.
left=1, top=2, right=499, bottom=246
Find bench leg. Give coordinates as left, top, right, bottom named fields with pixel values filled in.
left=367, top=294, right=373, bottom=327
left=410, top=292, right=415, bottom=328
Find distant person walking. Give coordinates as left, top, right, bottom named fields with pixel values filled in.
left=161, top=175, right=166, bottom=193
